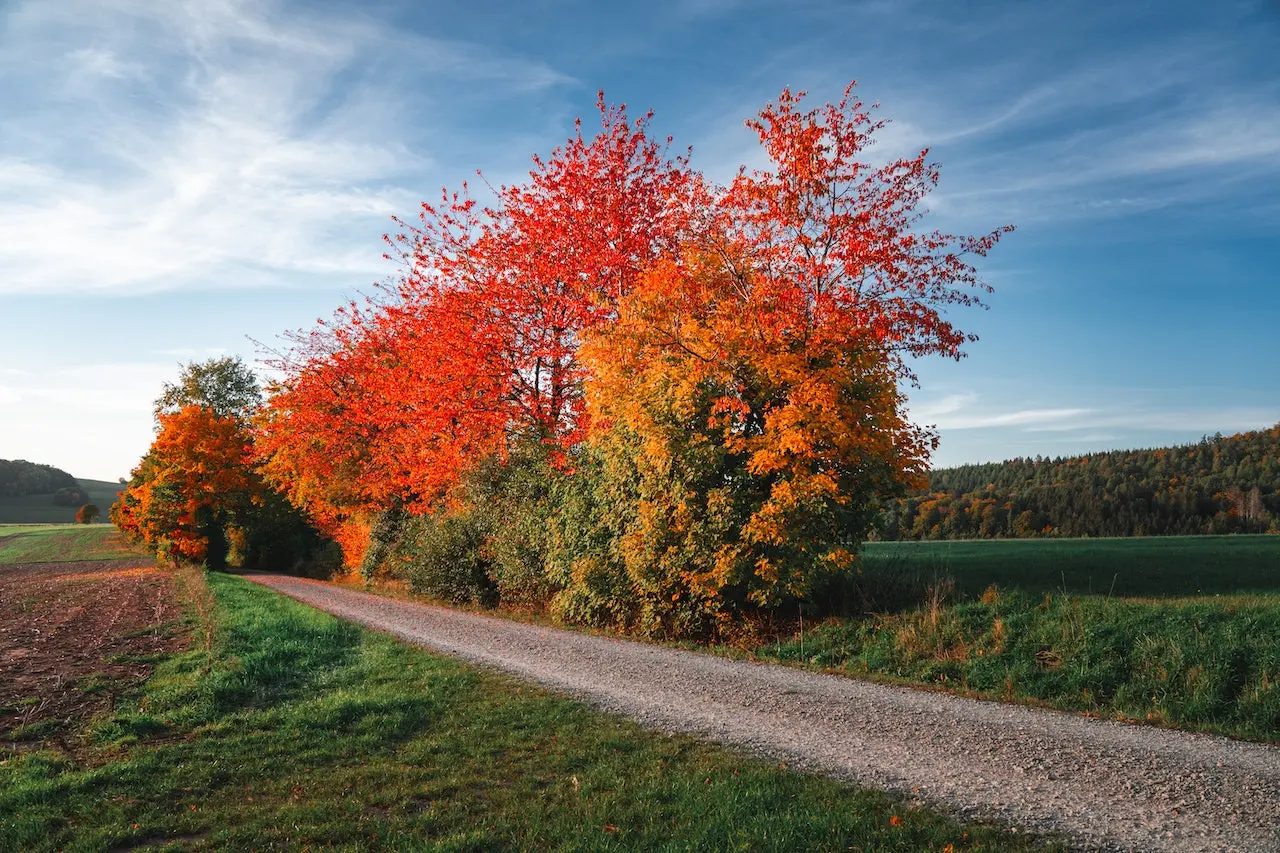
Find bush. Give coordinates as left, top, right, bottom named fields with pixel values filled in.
left=543, top=448, right=638, bottom=630
left=75, top=503, right=100, bottom=524
left=462, top=443, right=558, bottom=609
left=52, top=486, right=88, bottom=507
left=359, top=504, right=408, bottom=580
left=401, top=509, right=496, bottom=606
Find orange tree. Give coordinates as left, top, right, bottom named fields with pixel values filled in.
left=557, top=252, right=929, bottom=634
left=551, top=86, right=1010, bottom=634
left=114, top=406, right=261, bottom=568
left=116, top=357, right=335, bottom=571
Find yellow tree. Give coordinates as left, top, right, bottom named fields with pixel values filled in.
left=580, top=251, right=930, bottom=627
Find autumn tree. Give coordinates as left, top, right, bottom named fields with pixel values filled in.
left=258, top=82, right=1009, bottom=632
left=118, top=358, right=334, bottom=571
left=115, top=406, right=260, bottom=567
left=75, top=503, right=100, bottom=524
left=553, top=86, right=1009, bottom=632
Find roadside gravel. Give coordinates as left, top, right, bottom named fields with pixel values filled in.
left=243, top=572, right=1280, bottom=853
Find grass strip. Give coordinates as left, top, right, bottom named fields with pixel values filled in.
left=760, top=587, right=1280, bottom=742
left=1, top=571, right=1058, bottom=852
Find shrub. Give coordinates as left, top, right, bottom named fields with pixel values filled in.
left=462, top=442, right=558, bottom=609
left=400, top=509, right=496, bottom=606
left=75, top=503, right=100, bottom=524
left=53, top=486, right=88, bottom=507
left=359, top=504, right=408, bottom=580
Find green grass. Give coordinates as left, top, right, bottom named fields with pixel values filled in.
left=759, top=588, right=1280, bottom=742
left=0, top=571, right=1056, bottom=853
left=0, top=478, right=123, bottom=525
left=861, top=535, right=1280, bottom=598
left=0, top=524, right=140, bottom=564
left=731, top=537, right=1280, bottom=743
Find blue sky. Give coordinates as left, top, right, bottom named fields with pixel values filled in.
left=1, top=0, right=1278, bottom=481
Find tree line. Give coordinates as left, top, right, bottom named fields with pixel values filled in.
left=116, top=83, right=1011, bottom=638
left=0, top=459, right=78, bottom=498
left=877, top=426, right=1280, bottom=540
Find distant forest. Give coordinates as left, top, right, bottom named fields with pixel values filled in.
left=0, top=459, right=79, bottom=498
left=878, top=425, right=1280, bottom=539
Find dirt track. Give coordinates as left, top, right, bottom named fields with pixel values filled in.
left=243, top=571, right=1280, bottom=853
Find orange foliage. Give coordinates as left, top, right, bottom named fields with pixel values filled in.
left=115, top=406, right=259, bottom=564
left=258, top=83, right=1009, bottom=605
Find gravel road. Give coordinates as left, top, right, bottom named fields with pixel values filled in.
left=243, top=572, right=1280, bottom=853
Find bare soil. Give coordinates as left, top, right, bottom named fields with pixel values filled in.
left=0, top=558, right=186, bottom=745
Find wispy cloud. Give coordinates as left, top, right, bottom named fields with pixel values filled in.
left=911, top=390, right=1278, bottom=439
left=0, top=0, right=572, bottom=295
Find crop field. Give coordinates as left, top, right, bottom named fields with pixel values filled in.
left=860, top=534, right=1280, bottom=598
left=0, top=479, right=124, bottom=525
left=0, top=524, right=142, bottom=564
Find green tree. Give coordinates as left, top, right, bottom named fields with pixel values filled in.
left=154, top=356, right=261, bottom=423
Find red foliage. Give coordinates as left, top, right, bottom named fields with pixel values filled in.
left=260, top=82, right=1010, bottom=542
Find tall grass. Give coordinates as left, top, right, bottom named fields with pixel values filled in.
left=766, top=585, right=1280, bottom=742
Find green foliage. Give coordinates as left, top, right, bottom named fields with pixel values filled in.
left=358, top=503, right=409, bottom=580
left=50, top=486, right=87, bottom=507
left=153, top=355, right=262, bottom=424
left=543, top=442, right=640, bottom=630
left=882, top=424, right=1280, bottom=540
left=0, top=571, right=1053, bottom=852
left=400, top=509, right=497, bottom=605
left=0, top=459, right=78, bottom=497
left=237, top=489, right=341, bottom=577
left=764, top=588, right=1280, bottom=742
left=461, top=442, right=558, bottom=608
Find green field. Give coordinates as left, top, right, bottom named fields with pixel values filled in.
left=745, top=535, right=1280, bottom=742
left=861, top=535, right=1280, bottom=598
left=0, top=478, right=123, bottom=525
left=0, top=524, right=141, bottom=564
left=0, top=565, right=1055, bottom=852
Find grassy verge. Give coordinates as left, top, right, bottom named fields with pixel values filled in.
left=1, top=571, right=1057, bottom=853
left=757, top=586, right=1280, bottom=743
left=0, top=525, right=141, bottom=564
left=346, top=535, right=1280, bottom=742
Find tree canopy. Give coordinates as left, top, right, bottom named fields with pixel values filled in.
left=154, top=356, right=261, bottom=424
left=254, top=83, right=1010, bottom=635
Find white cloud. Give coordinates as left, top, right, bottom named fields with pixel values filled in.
left=911, top=389, right=1279, bottom=441
left=0, top=0, right=573, bottom=296
left=928, top=407, right=1096, bottom=430
left=0, top=362, right=179, bottom=479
